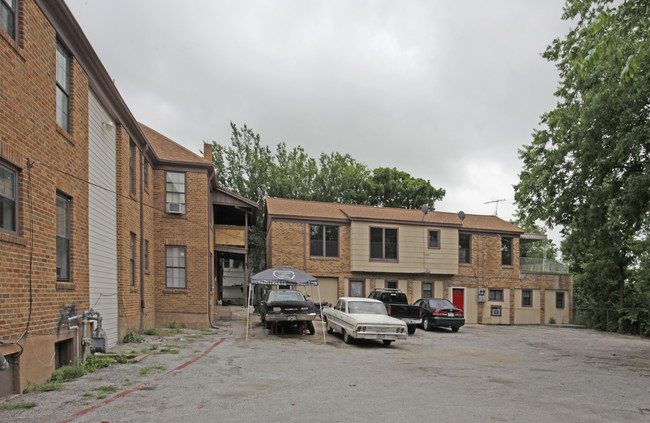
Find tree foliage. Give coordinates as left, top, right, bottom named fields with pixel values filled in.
left=514, top=0, right=650, bottom=334
left=211, top=122, right=445, bottom=273
left=510, top=219, right=559, bottom=260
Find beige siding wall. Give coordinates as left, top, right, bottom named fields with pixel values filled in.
left=514, top=288, right=541, bottom=324
left=545, top=290, right=571, bottom=324
left=350, top=222, right=458, bottom=274
left=483, top=289, right=511, bottom=324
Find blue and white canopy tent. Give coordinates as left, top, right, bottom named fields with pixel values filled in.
left=246, top=268, right=326, bottom=343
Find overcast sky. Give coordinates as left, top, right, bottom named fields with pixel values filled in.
left=65, top=0, right=572, bottom=240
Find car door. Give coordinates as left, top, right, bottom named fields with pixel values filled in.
left=329, top=299, right=346, bottom=331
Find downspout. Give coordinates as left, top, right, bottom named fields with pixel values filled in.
left=139, top=146, right=147, bottom=331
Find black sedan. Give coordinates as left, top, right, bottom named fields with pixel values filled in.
left=413, top=298, right=465, bottom=332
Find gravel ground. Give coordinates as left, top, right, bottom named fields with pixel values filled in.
left=2, top=313, right=650, bottom=423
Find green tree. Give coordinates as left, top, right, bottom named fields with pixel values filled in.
left=211, top=122, right=447, bottom=273
left=514, top=0, right=649, bottom=333
left=365, top=167, right=445, bottom=211
left=511, top=219, right=559, bottom=260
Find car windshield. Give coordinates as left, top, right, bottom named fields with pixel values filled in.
left=347, top=301, right=387, bottom=315
left=268, top=290, right=305, bottom=302
left=428, top=299, right=454, bottom=309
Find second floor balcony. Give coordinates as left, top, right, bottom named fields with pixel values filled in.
left=520, top=257, right=569, bottom=274
left=215, top=225, right=246, bottom=248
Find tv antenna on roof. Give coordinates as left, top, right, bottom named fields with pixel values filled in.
left=484, top=199, right=506, bottom=216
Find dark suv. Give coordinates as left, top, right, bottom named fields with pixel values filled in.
left=259, top=289, right=317, bottom=334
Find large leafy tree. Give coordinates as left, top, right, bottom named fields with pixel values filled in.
left=365, top=167, right=445, bottom=211
left=211, top=122, right=446, bottom=272
left=515, top=0, right=649, bottom=333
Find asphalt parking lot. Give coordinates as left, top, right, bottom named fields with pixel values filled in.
left=3, top=314, right=650, bottom=422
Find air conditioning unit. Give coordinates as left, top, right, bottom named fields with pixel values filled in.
left=166, top=203, right=183, bottom=214
left=491, top=307, right=502, bottom=317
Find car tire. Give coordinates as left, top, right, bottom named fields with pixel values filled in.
left=264, top=319, right=271, bottom=330
left=423, top=317, right=430, bottom=331
left=343, top=330, right=353, bottom=344
left=307, top=321, right=315, bottom=335
left=382, top=340, right=393, bottom=346
left=451, top=326, right=459, bottom=333
left=408, top=325, right=416, bottom=335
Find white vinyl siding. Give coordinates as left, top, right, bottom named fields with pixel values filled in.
left=88, top=91, right=118, bottom=348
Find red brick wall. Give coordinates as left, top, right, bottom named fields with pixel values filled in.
left=0, top=0, right=90, bottom=391
left=115, top=127, right=157, bottom=336
left=153, top=169, right=211, bottom=325
left=0, top=0, right=90, bottom=339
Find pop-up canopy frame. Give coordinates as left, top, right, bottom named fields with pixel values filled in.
left=246, top=268, right=326, bottom=343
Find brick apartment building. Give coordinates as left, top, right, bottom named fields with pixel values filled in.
left=265, top=198, right=572, bottom=326
left=0, top=0, right=255, bottom=395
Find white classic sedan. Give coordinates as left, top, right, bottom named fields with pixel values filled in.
left=322, top=297, right=408, bottom=346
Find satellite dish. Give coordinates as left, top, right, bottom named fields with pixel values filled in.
left=458, top=211, right=465, bottom=222
left=421, top=204, right=430, bottom=215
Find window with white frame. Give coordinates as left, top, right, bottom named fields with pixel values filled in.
left=56, top=41, right=71, bottom=132
left=165, top=172, right=185, bottom=214
left=522, top=289, right=532, bottom=307
left=166, top=246, right=186, bottom=288
left=0, top=162, right=17, bottom=233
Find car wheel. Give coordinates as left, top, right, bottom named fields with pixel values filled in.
left=343, top=330, right=353, bottom=344
left=423, top=317, right=430, bottom=331
left=407, top=325, right=416, bottom=335
left=264, top=319, right=271, bottom=330
left=307, top=321, right=315, bottom=335
left=382, top=340, right=393, bottom=346
left=451, top=326, right=459, bottom=333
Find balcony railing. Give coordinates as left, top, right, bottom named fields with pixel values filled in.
left=215, top=225, right=246, bottom=248
left=520, top=257, right=569, bottom=274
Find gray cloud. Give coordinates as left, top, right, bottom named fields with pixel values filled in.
left=67, top=0, right=570, bottom=229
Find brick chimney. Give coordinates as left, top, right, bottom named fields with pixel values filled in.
left=203, top=142, right=212, bottom=161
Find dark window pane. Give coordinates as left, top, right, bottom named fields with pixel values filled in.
left=459, top=234, right=471, bottom=263
left=556, top=292, right=564, bottom=308
left=384, top=228, right=397, bottom=259
left=501, top=237, right=512, bottom=265
left=309, top=225, right=323, bottom=256
left=1, top=0, right=15, bottom=40
left=325, top=226, right=338, bottom=257
left=370, top=227, right=383, bottom=259
left=489, top=289, right=503, bottom=301
left=522, top=290, right=531, bottom=306
left=0, top=163, right=16, bottom=232
left=429, top=230, right=439, bottom=248
left=423, top=283, right=432, bottom=298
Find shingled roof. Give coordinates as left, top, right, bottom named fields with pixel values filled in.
left=266, top=197, right=523, bottom=234
left=139, top=123, right=211, bottom=165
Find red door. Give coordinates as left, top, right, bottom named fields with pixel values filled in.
left=452, top=288, right=464, bottom=311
